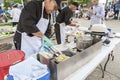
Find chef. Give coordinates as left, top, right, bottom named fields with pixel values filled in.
left=55, top=2, right=79, bottom=44
left=13, top=0, right=61, bottom=58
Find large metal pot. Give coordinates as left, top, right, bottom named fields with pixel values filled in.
left=76, top=35, right=93, bottom=50
left=92, top=35, right=102, bottom=44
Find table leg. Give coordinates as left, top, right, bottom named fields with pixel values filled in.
left=104, top=54, right=111, bottom=71
left=99, top=54, right=111, bottom=78
left=110, top=51, right=114, bottom=61
left=100, top=51, right=114, bottom=78
left=100, top=64, right=105, bottom=78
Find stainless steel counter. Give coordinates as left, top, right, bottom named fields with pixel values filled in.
left=39, top=40, right=104, bottom=80
left=51, top=41, right=103, bottom=80
left=64, top=38, right=120, bottom=80
left=39, top=37, right=120, bottom=80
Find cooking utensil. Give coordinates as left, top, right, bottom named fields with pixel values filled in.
left=61, top=50, right=75, bottom=57
left=84, top=31, right=106, bottom=44
left=85, top=31, right=107, bottom=36
left=76, top=35, right=93, bottom=50
left=50, top=47, right=71, bottom=63
left=51, top=47, right=63, bottom=55
left=49, top=47, right=60, bottom=57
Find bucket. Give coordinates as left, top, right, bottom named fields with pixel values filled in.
left=0, top=67, right=9, bottom=80
left=0, top=50, right=25, bottom=80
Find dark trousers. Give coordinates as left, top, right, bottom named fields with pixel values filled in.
left=13, top=31, right=21, bottom=50
left=55, top=23, right=61, bottom=44
left=45, top=22, right=51, bottom=38
left=114, top=10, right=119, bottom=18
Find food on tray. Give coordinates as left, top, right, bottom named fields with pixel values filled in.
left=76, top=32, right=82, bottom=37
left=55, top=54, right=70, bottom=63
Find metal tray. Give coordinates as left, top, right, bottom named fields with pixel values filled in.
left=39, top=41, right=103, bottom=80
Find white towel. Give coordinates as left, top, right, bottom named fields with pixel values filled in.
left=9, top=57, right=49, bottom=80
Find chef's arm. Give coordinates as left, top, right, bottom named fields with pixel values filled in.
left=65, top=16, right=78, bottom=26
left=32, top=32, right=44, bottom=38
left=21, top=2, right=45, bottom=38
left=65, top=12, right=77, bottom=26
left=32, top=32, right=54, bottom=47
left=65, top=19, right=77, bottom=26
left=69, top=21, right=77, bottom=26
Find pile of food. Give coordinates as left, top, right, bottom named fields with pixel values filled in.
left=54, top=54, right=70, bottom=63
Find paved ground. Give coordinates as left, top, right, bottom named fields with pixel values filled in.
left=77, top=18, right=120, bottom=80
left=0, top=18, right=120, bottom=80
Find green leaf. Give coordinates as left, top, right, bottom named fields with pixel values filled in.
left=13, top=0, right=21, bottom=3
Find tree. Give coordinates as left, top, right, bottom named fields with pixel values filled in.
left=77, top=0, right=91, bottom=4
left=68, top=0, right=74, bottom=4
left=23, top=0, right=32, bottom=6
left=4, top=0, right=11, bottom=9
left=13, top=0, right=22, bottom=3
left=68, top=0, right=92, bottom=4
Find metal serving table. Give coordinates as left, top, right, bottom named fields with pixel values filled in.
left=39, top=37, right=120, bottom=80
left=64, top=38, right=120, bottom=80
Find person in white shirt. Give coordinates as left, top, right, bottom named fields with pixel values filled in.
left=88, top=0, right=105, bottom=30
left=11, top=4, right=21, bottom=27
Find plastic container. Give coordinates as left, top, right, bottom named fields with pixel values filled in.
left=7, top=69, right=50, bottom=80
left=0, top=50, right=25, bottom=80
left=37, top=69, right=50, bottom=80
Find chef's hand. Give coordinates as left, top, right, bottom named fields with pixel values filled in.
left=70, top=21, right=78, bottom=26
left=76, top=23, right=80, bottom=27
left=72, top=21, right=78, bottom=23
left=43, top=36, right=54, bottom=47
left=72, top=23, right=80, bottom=27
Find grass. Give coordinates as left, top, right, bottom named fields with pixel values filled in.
left=0, top=17, right=12, bottom=27
left=0, top=22, right=12, bottom=27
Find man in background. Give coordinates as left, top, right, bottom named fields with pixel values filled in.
left=88, top=0, right=105, bottom=30
left=55, top=2, right=79, bottom=44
